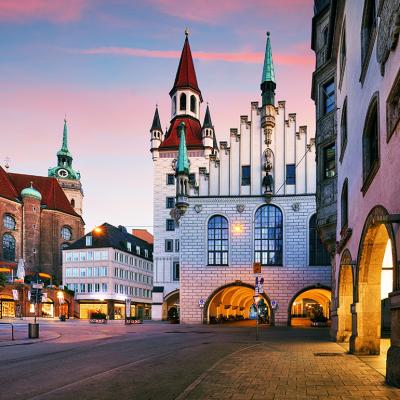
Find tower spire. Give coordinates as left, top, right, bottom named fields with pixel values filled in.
left=60, top=118, right=70, bottom=154
left=176, top=122, right=189, bottom=175
left=261, top=32, right=276, bottom=106
left=150, top=106, right=162, bottom=132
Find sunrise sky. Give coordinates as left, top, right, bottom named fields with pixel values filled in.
left=0, top=0, right=315, bottom=232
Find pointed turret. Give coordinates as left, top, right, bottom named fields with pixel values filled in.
left=175, top=122, right=190, bottom=214
left=169, top=31, right=202, bottom=121
left=202, top=104, right=216, bottom=157
left=260, top=32, right=276, bottom=107
left=57, top=119, right=72, bottom=158
left=150, top=106, right=163, bottom=160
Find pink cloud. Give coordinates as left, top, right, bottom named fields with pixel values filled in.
left=147, top=0, right=311, bottom=23
left=0, top=0, right=88, bottom=23
left=76, top=46, right=313, bottom=66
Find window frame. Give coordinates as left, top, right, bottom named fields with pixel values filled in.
left=207, top=215, right=229, bottom=266
left=341, top=179, right=349, bottom=232
left=61, top=226, right=72, bottom=241
left=166, top=197, right=175, bottom=209
left=179, top=93, right=186, bottom=111
left=3, top=214, right=16, bottom=230
left=339, top=97, right=348, bottom=162
left=166, top=219, right=175, bottom=232
left=285, top=164, right=296, bottom=185
left=2, top=233, right=16, bottom=261
left=173, top=261, right=180, bottom=281
left=165, top=239, right=173, bottom=252
left=241, top=165, right=251, bottom=186
left=167, top=174, right=175, bottom=185
left=323, top=143, right=336, bottom=180
left=309, top=214, right=331, bottom=266
left=322, top=79, right=335, bottom=115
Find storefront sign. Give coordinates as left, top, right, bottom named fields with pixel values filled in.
left=12, top=289, right=19, bottom=301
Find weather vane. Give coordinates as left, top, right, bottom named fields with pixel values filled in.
left=4, top=156, right=10, bottom=170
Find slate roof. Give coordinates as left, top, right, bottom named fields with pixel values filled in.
left=67, top=223, right=153, bottom=261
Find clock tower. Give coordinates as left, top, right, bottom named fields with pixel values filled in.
left=48, top=118, right=84, bottom=216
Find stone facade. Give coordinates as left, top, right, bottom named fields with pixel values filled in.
left=179, top=196, right=331, bottom=325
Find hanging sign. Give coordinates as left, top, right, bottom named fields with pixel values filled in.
left=12, top=289, right=19, bottom=301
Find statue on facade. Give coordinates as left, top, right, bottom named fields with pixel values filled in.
left=263, top=173, right=274, bottom=194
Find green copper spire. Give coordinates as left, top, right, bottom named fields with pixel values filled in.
left=57, top=118, right=72, bottom=158
left=176, top=122, right=189, bottom=175
left=260, top=32, right=276, bottom=106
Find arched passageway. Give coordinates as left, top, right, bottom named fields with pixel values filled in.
left=337, top=251, right=354, bottom=342
left=205, top=282, right=272, bottom=325
left=164, top=290, right=179, bottom=320
left=288, top=286, right=331, bottom=327
left=350, top=221, right=394, bottom=355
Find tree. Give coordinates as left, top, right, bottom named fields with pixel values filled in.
left=0, top=273, right=7, bottom=289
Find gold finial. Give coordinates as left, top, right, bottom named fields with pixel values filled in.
left=185, top=28, right=189, bottom=37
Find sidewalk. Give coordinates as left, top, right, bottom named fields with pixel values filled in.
left=180, top=330, right=400, bottom=400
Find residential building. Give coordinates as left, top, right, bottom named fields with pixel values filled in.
left=152, top=32, right=331, bottom=325
left=313, top=0, right=400, bottom=387
left=63, top=223, right=153, bottom=319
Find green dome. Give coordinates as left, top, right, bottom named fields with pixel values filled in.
left=21, top=184, right=42, bottom=201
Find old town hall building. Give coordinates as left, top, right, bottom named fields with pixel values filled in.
left=151, top=33, right=331, bottom=325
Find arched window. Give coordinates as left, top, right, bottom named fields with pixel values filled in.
left=254, top=205, right=283, bottom=265
left=190, top=95, right=196, bottom=113
left=3, top=214, right=16, bottom=230
left=179, top=93, right=186, bottom=111
left=361, top=0, right=376, bottom=65
left=172, top=95, right=177, bottom=114
left=61, top=226, right=72, bottom=241
left=208, top=215, right=228, bottom=265
left=362, top=94, right=379, bottom=187
left=309, top=214, right=330, bottom=266
left=2, top=234, right=16, bottom=261
left=340, top=97, right=347, bottom=160
left=70, top=199, right=75, bottom=208
left=341, top=179, right=348, bottom=230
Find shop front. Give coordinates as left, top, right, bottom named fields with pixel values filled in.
left=0, top=296, right=16, bottom=318
left=79, top=302, right=108, bottom=319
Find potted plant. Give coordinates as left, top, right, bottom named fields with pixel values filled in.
left=310, top=304, right=328, bottom=327
left=89, top=311, right=107, bottom=324
left=167, top=307, right=179, bottom=324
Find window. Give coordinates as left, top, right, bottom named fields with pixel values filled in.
left=79, top=252, right=86, bottom=261
left=339, top=24, right=346, bottom=79
left=2, top=234, right=15, bottom=261
left=165, top=239, right=173, bottom=252
left=80, top=268, right=86, bottom=277
left=166, top=219, right=175, bottom=231
left=127, top=242, right=132, bottom=252
left=323, top=144, right=336, bottom=179
left=166, top=197, right=175, bottom=209
left=72, top=268, right=78, bottom=277
left=144, top=249, right=148, bottom=258
left=340, top=98, right=348, bottom=160
left=190, top=95, right=196, bottom=113
left=208, top=215, right=229, bottom=265
left=361, top=0, right=376, bottom=65
left=87, top=251, right=93, bottom=261
left=175, top=239, right=180, bottom=252
left=172, top=95, right=176, bottom=114
left=66, top=253, right=72, bottom=262
left=61, top=226, right=72, bottom=241
left=322, top=80, right=335, bottom=115
left=286, top=164, right=296, bottom=185
left=254, top=205, right=283, bottom=266
left=322, top=26, right=328, bottom=46
left=173, top=262, right=180, bottom=281
left=167, top=174, right=175, bottom=185
left=341, top=179, right=348, bottom=230
left=309, top=214, right=330, bottom=266
left=136, top=245, right=141, bottom=255
left=80, top=283, right=86, bottom=293
left=101, top=251, right=108, bottom=260
left=179, top=93, right=186, bottom=111
left=241, top=166, right=251, bottom=186
left=387, top=70, right=400, bottom=141
left=94, top=283, right=100, bottom=293
left=362, top=95, right=379, bottom=187
left=88, top=267, right=93, bottom=277
left=3, top=215, right=16, bottom=230
left=66, top=268, right=72, bottom=277
left=101, top=283, right=107, bottom=292
left=71, top=199, right=75, bottom=208
left=189, top=173, right=196, bottom=186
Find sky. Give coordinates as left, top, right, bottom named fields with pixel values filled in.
left=0, top=0, right=315, bottom=233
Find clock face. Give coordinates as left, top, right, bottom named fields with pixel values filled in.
left=58, top=169, right=68, bottom=178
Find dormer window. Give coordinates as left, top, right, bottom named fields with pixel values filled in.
left=127, top=242, right=132, bottom=252
left=86, top=235, right=92, bottom=247
left=136, top=245, right=140, bottom=255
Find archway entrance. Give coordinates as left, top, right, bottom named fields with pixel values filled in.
left=337, top=251, right=354, bottom=342
left=164, top=290, right=179, bottom=320
left=205, top=282, right=272, bottom=325
left=288, top=287, right=331, bottom=327
left=350, top=221, right=394, bottom=355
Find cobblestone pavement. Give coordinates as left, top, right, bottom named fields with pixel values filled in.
left=182, top=329, right=400, bottom=400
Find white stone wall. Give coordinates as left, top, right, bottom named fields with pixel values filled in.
left=179, top=195, right=331, bottom=325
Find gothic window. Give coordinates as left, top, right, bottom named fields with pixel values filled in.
left=285, top=164, right=296, bottom=185
left=341, top=179, right=349, bottom=230
left=2, top=233, right=16, bottom=261
left=208, top=215, right=229, bottom=266
left=309, top=214, right=330, bottom=266
left=340, top=98, right=348, bottom=160
left=362, top=94, right=379, bottom=188
left=361, top=0, right=376, bottom=66
left=179, top=93, right=186, bottom=111
left=172, top=96, right=177, bottom=114
left=61, top=226, right=72, bottom=241
left=3, top=214, right=16, bottom=230
left=386, top=70, right=400, bottom=142
left=190, top=95, right=196, bottom=113
left=241, top=166, right=251, bottom=186
left=322, top=80, right=335, bottom=115
left=254, top=205, right=283, bottom=266
left=323, top=143, right=336, bottom=179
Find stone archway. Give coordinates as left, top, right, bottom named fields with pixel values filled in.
left=204, top=282, right=273, bottom=325
left=350, top=206, right=395, bottom=356
left=287, top=285, right=331, bottom=326
left=164, top=289, right=179, bottom=319
left=337, top=250, right=354, bottom=342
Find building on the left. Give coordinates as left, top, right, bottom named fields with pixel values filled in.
left=0, top=119, right=84, bottom=318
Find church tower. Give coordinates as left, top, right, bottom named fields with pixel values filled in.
left=48, top=118, right=84, bottom=216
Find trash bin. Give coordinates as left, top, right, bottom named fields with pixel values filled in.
left=28, top=323, right=39, bottom=339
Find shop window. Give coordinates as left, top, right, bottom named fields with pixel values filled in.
left=309, top=214, right=331, bottom=266
left=254, top=205, right=283, bottom=266
left=208, top=215, right=229, bottom=266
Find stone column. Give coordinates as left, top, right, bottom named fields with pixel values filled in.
left=386, top=291, right=400, bottom=387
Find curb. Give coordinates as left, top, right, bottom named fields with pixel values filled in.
left=0, top=332, right=62, bottom=347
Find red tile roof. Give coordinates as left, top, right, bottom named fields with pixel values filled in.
left=159, top=116, right=204, bottom=150
left=170, top=36, right=202, bottom=100
left=0, top=167, right=80, bottom=218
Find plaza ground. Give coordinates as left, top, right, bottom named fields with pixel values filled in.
left=0, top=320, right=399, bottom=400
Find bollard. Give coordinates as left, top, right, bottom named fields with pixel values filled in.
left=28, top=323, right=39, bottom=339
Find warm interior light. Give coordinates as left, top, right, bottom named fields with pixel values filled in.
left=57, top=291, right=64, bottom=300
left=232, top=224, right=243, bottom=234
